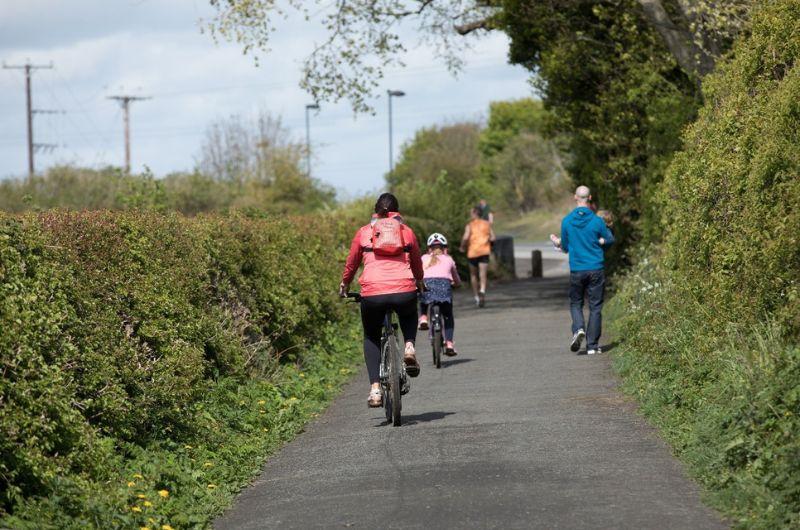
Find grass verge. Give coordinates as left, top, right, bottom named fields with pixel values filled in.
left=607, top=257, right=800, bottom=529
left=493, top=202, right=570, bottom=242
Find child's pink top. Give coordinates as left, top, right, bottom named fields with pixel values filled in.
left=422, top=253, right=459, bottom=282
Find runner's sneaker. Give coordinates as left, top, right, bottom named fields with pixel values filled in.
left=587, top=347, right=603, bottom=356
left=418, top=314, right=429, bottom=330
left=570, top=329, right=585, bottom=352
left=474, top=295, right=481, bottom=307
left=479, top=291, right=486, bottom=308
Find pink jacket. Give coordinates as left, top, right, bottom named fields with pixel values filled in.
left=342, top=213, right=424, bottom=297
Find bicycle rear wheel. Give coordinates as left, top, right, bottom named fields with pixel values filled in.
left=381, top=341, right=393, bottom=423
left=433, top=327, right=442, bottom=369
left=387, top=335, right=402, bottom=426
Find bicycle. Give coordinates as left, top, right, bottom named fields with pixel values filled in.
left=427, top=302, right=445, bottom=369
left=346, top=292, right=408, bottom=426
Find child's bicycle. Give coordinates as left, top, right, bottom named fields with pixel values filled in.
left=346, top=292, right=409, bottom=426
left=427, top=302, right=446, bottom=369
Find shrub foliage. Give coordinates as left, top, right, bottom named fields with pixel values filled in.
left=612, top=2, right=800, bottom=528
left=0, top=210, right=359, bottom=528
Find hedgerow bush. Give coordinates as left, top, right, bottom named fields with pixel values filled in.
left=0, top=210, right=361, bottom=528
left=660, top=0, right=800, bottom=336
left=612, top=2, right=800, bottom=528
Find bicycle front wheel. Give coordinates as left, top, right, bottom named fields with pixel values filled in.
left=387, top=335, right=402, bottom=426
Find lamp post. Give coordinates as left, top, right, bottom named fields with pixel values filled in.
left=387, top=89, right=405, bottom=173
left=305, top=103, right=319, bottom=177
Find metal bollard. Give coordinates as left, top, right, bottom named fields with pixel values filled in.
left=531, top=249, right=543, bottom=278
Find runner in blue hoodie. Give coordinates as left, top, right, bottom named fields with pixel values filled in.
left=550, top=186, right=614, bottom=355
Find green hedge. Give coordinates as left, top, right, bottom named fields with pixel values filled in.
left=660, top=0, right=800, bottom=335
left=612, top=2, right=800, bottom=528
left=0, top=211, right=361, bottom=528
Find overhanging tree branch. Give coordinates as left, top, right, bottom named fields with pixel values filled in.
left=637, top=0, right=716, bottom=77
left=455, top=17, right=489, bottom=35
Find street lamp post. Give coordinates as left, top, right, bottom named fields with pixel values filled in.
left=387, top=89, right=405, bottom=173
left=305, top=103, right=319, bottom=177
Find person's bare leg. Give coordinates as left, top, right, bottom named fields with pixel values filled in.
left=470, top=265, right=479, bottom=299
left=479, top=262, right=489, bottom=294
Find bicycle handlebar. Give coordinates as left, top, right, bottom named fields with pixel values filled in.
left=343, top=285, right=428, bottom=302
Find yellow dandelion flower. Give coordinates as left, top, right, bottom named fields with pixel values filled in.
left=140, top=527, right=150, bottom=530
left=133, top=473, right=144, bottom=479
left=203, top=462, right=213, bottom=468
left=143, top=501, right=152, bottom=507
left=158, top=489, right=169, bottom=498
left=127, top=481, right=136, bottom=487
left=262, top=427, right=268, bottom=432
left=207, top=484, right=217, bottom=489
left=148, top=518, right=156, bottom=523
left=183, top=444, right=193, bottom=449
left=131, top=506, right=142, bottom=513
left=162, top=525, right=174, bottom=530
left=239, top=400, right=245, bottom=405
left=259, top=409, right=265, bottom=414
left=137, top=494, right=147, bottom=499
left=257, top=399, right=266, bottom=405
left=288, top=397, right=299, bottom=403
left=299, top=373, right=305, bottom=378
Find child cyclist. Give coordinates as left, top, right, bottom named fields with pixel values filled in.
left=417, top=233, right=462, bottom=356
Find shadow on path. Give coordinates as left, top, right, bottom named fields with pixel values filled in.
left=441, top=357, right=474, bottom=368
left=374, top=411, right=456, bottom=427
left=602, top=341, right=619, bottom=353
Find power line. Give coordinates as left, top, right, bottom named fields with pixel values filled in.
left=2, top=60, right=54, bottom=179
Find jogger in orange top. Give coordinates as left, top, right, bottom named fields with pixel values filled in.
left=460, top=206, right=495, bottom=308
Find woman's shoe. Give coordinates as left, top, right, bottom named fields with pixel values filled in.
left=418, top=314, right=429, bottom=330
left=367, top=387, right=382, bottom=407
left=403, top=343, right=421, bottom=377
left=444, top=341, right=457, bottom=356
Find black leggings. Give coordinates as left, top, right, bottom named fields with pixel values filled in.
left=420, top=301, right=454, bottom=342
left=360, top=291, right=418, bottom=384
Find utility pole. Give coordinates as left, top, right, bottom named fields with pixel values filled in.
left=3, top=60, right=54, bottom=180
left=305, top=103, right=319, bottom=177
left=107, top=94, right=150, bottom=173
left=387, top=90, right=405, bottom=173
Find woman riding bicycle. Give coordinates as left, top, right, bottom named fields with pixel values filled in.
left=418, top=233, right=461, bottom=356
left=339, top=193, right=425, bottom=408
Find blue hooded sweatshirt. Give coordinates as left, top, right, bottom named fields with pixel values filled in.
left=560, top=207, right=615, bottom=271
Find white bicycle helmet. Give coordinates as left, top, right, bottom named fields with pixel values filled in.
left=427, top=232, right=448, bottom=247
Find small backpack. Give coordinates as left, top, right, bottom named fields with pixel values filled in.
left=370, top=217, right=406, bottom=256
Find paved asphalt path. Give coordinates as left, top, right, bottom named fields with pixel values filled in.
left=216, top=276, right=727, bottom=530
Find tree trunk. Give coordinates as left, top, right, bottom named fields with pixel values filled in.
left=637, top=0, right=716, bottom=78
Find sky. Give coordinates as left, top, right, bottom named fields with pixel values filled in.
left=0, top=0, right=535, bottom=196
